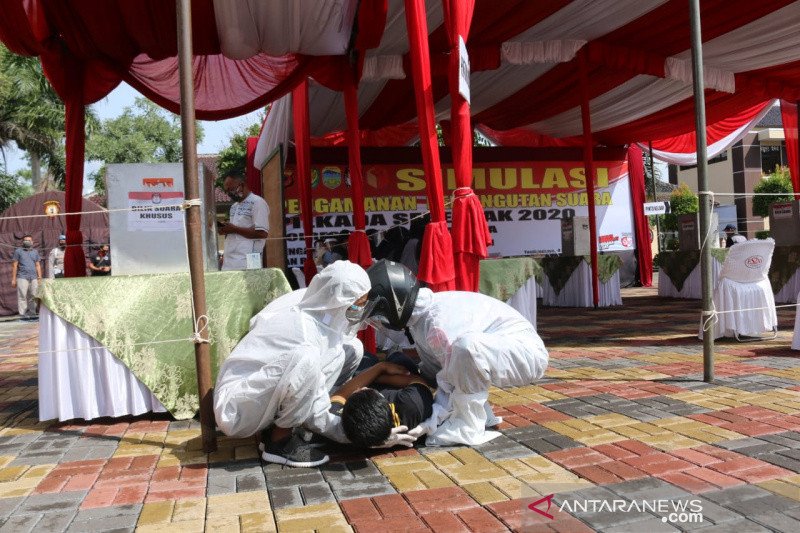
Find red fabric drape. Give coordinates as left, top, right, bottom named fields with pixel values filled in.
left=443, top=0, right=489, bottom=292
left=578, top=49, right=599, bottom=307
left=403, top=0, right=455, bottom=291
left=63, top=92, right=87, bottom=277
left=343, top=75, right=376, bottom=353
left=245, top=136, right=261, bottom=196
left=780, top=100, right=800, bottom=198
left=343, top=78, right=372, bottom=268
left=292, top=81, right=318, bottom=285
left=626, top=145, right=653, bottom=287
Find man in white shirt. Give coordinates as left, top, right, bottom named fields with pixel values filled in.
left=220, top=173, right=269, bottom=270
left=47, top=234, right=67, bottom=279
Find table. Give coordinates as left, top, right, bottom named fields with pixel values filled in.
left=38, top=269, right=292, bottom=422
left=539, top=255, right=623, bottom=307
left=657, top=249, right=727, bottom=299
left=657, top=246, right=800, bottom=302
left=479, top=257, right=542, bottom=327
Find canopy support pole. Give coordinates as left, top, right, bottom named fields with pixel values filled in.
left=689, top=0, right=714, bottom=382
left=578, top=49, right=600, bottom=308
left=176, top=0, right=216, bottom=452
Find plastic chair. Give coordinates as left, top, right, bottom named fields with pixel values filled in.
left=707, top=238, right=777, bottom=341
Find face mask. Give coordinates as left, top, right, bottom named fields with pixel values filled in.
left=228, top=186, right=244, bottom=202
left=22, top=241, right=32, bottom=248
left=345, top=304, right=365, bottom=325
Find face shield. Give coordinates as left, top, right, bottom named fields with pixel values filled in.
left=345, top=298, right=379, bottom=326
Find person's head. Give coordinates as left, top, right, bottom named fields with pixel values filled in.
left=724, top=224, right=736, bottom=236
left=223, top=173, right=249, bottom=202
left=299, top=260, right=371, bottom=334
left=364, top=259, right=420, bottom=330
left=341, top=388, right=394, bottom=447
left=99, top=244, right=109, bottom=255
left=21, top=235, right=33, bottom=248
left=58, top=235, right=66, bottom=249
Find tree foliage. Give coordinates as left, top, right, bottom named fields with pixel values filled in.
left=0, top=44, right=77, bottom=186
left=0, top=171, right=33, bottom=212
left=86, top=97, right=204, bottom=194
left=216, top=121, right=262, bottom=187
left=752, top=166, right=794, bottom=218
left=662, top=182, right=699, bottom=232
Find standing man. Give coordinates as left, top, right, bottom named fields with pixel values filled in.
left=219, top=172, right=269, bottom=270
left=47, top=234, right=67, bottom=279
left=11, top=235, right=42, bottom=319
left=88, top=244, right=111, bottom=276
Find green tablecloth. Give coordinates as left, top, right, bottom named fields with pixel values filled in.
left=656, top=249, right=728, bottom=292
left=39, top=269, right=292, bottom=419
left=769, top=246, right=800, bottom=294
left=479, top=257, right=542, bottom=302
left=540, top=254, right=624, bottom=295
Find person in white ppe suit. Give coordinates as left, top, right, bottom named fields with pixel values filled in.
left=365, top=260, right=549, bottom=446
left=214, top=260, right=410, bottom=467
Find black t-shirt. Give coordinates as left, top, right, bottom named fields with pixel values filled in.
left=91, top=254, right=111, bottom=276
left=379, top=383, right=434, bottom=429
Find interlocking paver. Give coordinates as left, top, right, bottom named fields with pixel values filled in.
left=2, top=285, right=800, bottom=531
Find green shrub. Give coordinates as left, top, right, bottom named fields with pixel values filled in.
left=753, top=167, right=794, bottom=218
left=662, top=183, right=699, bottom=232
left=755, top=230, right=771, bottom=240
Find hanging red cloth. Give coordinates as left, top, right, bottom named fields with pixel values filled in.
left=627, top=145, right=653, bottom=287
left=442, top=0, right=490, bottom=292
left=403, top=0, right=455, bottom=291
left=343, top=74, right=376, bottom=353
left=291, top=81, right=318, bottom=285
left=245, top=136, right=262, bottom=196
left=780, top=100, right=800, bottom=198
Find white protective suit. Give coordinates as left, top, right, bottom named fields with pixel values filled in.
left=213, top=261, right=370, bottom=441
left=381, top=289, right=549, bottom=446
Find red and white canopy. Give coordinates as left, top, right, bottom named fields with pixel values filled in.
left=256, top=0, right=800, bottom=166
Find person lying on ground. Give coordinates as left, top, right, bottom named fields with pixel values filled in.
left=213, top=261, right=415, bottom=467
left=334, top=352, right=435, bottom=448
left=364, top=260, right=550, bottom=446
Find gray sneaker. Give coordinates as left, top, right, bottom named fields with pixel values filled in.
left=262, top=435, right=329, bottom=468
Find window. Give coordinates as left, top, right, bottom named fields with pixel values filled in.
left=761, top=144, right=785, bottom=174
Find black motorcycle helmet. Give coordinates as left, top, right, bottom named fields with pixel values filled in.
left=365, top=259, right=420, bottom=330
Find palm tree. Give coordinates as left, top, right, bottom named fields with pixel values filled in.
left=0, top=44, right=97, bottom=188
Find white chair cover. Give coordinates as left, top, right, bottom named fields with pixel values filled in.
left=705, top=239, right=777, bottom=339
left=793, top=290, right=800, bottom=350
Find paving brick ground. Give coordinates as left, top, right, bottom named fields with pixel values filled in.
left=1, top=280, right=799, bottom=531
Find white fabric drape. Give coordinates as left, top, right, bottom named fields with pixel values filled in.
left=505, top=276, right=537, bottom=329
left=214, top=0, right=358, bottom=57
left=501, top=41, right=586, bottom=65
left=361, top=55, right=406, bottom=81
left=540, top=262, right=622, bottom=307
left=664, top=58, right=735, bottom=93
left=657, top=261, right=724, bottom=299
left=643, top=101, right=775, bottom=166
left=775, top=269, right=800, bottom=304
left=253, top=92, right=292, bottom=169
left=38, top=307, right=166, bottom=422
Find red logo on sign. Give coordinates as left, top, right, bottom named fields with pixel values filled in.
left=528, top=494, right=555, bottom=520
left=745, top=255, right=763, bottom=269
left=621, top=236, right=631, bottom=247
